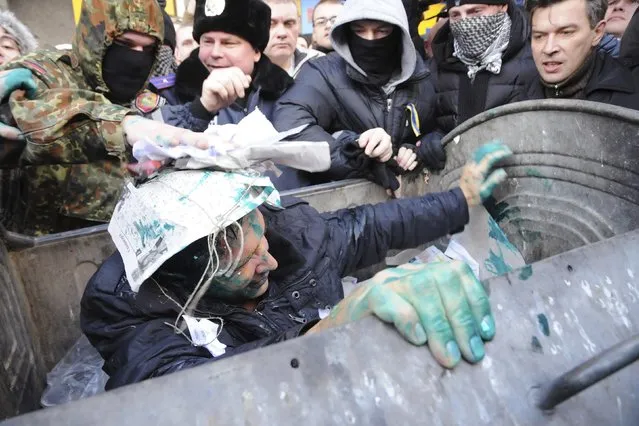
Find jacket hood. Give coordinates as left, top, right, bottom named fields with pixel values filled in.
left=0, top=11, right=38, bottom=55
left=433, top=2, right=529, bottom=70
left=72, top=0, right=164, bottom=93
left=329, top=0, right=417, bottom=90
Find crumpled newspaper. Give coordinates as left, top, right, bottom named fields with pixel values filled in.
left=132, top=108, right=330, bottom=173
left=108, top=170, right=280, bottom=292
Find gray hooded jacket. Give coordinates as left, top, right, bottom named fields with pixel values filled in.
left=272, top=0, right=436, bottom=183
left=0, top=11, right=37, bottom=55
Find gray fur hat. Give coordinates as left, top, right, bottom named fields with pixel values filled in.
left=0, top=11, right=37, bottom=55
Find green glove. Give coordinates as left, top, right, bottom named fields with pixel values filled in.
left=460, top=141, right=512, bottom=206
left=0, top=68, right=37, bottom=101
left=309, top=261, right=495, bottom=369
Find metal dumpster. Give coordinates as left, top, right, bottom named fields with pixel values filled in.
left=4, top=228, right=639, bottom=425
left=428, top=99, right=639, bottom=263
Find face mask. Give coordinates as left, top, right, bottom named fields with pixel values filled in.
left=348, top=28, right=402, bottom=85
left=450, top=12, right=508, bottom=62
left=102, top=42, right=155, bottom=104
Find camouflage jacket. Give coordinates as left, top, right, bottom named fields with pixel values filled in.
left=0, top=0, right=163, bottom=236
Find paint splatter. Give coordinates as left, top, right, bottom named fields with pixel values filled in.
left=484, top=247, right=513, bottom=276
left=519, top=265, right=533, bottom=280
left=531, top=336, right=544, bottom=353
left=488, top=217, right=519, bottom=253
left=537, top=314, right=550, bottom=336
left=525, top=168, right=553, bottom=190
left=134, top=219, right=164, bottom=247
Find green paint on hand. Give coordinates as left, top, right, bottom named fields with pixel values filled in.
left=488, top=217, right=518, bottom=253
left=531, top=336, right=543, bottom=353
left=537, top=313, right=550, bottom=336
left=484, top=247, right=513, bottom=276
left=519, top=265, right=533, bottom=280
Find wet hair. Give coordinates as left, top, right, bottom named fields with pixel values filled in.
left=527, top=0, right=608, bottom=28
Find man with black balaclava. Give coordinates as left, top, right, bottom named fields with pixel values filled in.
left=272, top=0, right=437, bottom=191
left=415, top=0, right=537, bottom=171
left=0, top=0, right=228, bottom=236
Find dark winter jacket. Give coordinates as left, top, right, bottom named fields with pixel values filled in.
left=272, top=0, right=436, bottom=186
left=620, top=9, right=639, bottom=70
left=81, top=191, right=469, bottom=389
left=430, top=5, right=537, bottom=134
left=525, top=51, right=639, bottom=111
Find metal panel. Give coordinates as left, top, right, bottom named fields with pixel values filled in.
left=5, top=229, right=639, bottom=426
left=429, top=99, right=639, bottom=263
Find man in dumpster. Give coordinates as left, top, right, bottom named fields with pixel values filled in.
left=81, top=142, right=511, bottom=388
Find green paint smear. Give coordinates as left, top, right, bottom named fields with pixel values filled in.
left=519, top=265, right=533, bottom=280
left=525, top=168, right=552, bottom=190
left=531, top=336, right=543, bottom=354
left=537, top=313, right=550, bottom=336
left=484, top=247, right=513, bottom=276
left=488, top=217, right=518, bottom=253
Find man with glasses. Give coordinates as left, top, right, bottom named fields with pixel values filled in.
left=312, top=0, right=344, bottom=53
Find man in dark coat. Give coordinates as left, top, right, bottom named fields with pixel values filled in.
left=272, top=0, right=437, bottom=190
left=81, top=143, right=512, bottom=389
left=417, top=0, right=537, bottom=171
left=525, top=0, right=639, bottom=110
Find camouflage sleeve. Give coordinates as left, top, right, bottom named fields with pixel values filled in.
left=7, top=86, right=132, bottom=165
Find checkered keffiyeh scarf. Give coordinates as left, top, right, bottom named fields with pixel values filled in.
left=151, top=45, right=178, bottom=78
left=450, top=13, right=511, bottom=81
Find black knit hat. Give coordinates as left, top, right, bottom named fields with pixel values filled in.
left=193, top=0, right=271, bottom=52
left=446, top=0, right=508, bottom=9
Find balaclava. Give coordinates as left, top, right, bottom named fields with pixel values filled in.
left=102, top=44, right=156, bottom=104
left=348, top=27, right=403, bottom=85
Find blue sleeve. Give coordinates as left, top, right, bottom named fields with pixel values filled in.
left=156, top=99, right=213, bottom=132
left=323, top=188, right=470, bottom=276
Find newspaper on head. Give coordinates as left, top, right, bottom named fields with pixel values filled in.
left=108, top=170, right=280, bottom=292
left=132, top=108, right=331, bottom=173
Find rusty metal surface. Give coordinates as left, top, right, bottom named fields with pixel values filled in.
left=5, top=229, right=639, bottom=426
left=430, top=99, right=639, bottom=264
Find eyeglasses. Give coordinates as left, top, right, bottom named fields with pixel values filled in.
left=314, top=16, right=337, bottom=27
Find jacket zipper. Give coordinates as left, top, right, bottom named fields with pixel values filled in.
left=254, top=270, right=313, bottom=312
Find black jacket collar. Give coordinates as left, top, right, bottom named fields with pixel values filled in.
left=174, top=48, right=294, bottom=104
left=585, top=51, right=637, bottom=95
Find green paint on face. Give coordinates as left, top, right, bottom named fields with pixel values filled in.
left=537, top=313, right=550, bottom=336
left=519, top=265, right=533, bottom=280
left=488, top=217, right=518, bottom=253
left=484, top=247, right=513, bottom=276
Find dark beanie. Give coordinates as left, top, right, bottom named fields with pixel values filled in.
left=446, top=0, right=508, bottom=9
left=193, top=0, right=271, bottom=52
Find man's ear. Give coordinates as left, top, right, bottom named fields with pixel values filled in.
left=500, top=4, right=508, bottom=13
left=592, top=19, right=606, bottom=46
left=254, top=49, right=262, bottom=63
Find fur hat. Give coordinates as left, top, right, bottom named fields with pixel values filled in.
left=0, top=11, right=37, bottom=55
left=193, top=0, right=271, bottom=52
left=446, top=0, right=508, bottom=9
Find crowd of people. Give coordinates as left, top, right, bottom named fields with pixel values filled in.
left=0, top=0, right=638, bottom=391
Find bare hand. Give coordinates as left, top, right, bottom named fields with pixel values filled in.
left=200, top=67, right=252, bottom=113
left=395, top=146, right=418, bottom=171
left=358, top=128, right=393, bottom=162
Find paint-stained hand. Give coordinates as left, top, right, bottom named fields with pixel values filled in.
left=358, top=128, right=393, bottom=162
left=459, top=141, right=512, bottom=206
left=308, top=261, right=495, bottom=368
left=200, top=67, right=252, bottom=114
left=0, top=69, right=37, bottom=101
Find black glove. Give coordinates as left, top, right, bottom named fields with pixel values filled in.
left=342, top=140, right=400, bottom=191
left=416, top=132, right=447, bottom=171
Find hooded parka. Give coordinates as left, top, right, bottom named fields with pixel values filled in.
left=0, top=0, right=164, bottom=235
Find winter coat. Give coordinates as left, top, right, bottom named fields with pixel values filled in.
left=272, top=0, right=436, bottom=185
left=620, top=9, right=639, bottom=70
left=430, top=5, right=537, bottom=134
left=0, top=0, right=164, bottom=235
left=525, top=51, right=639, bottom=111
left=81, top=190, right=469, bottom=389
left=291, top=47, right=324, bottom=78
